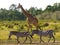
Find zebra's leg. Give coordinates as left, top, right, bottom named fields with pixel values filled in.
left=48, top=36, right=51, bottom=43
left=40, top=36, right=44, bottom=43
left=41, top=39, right=45, bottom=43
left=23, top=37, right=27, bottom=43
left=17, top=37, right=20, bottom=43
left=8, top=33, right=12, bottom=40
left=40, top=36, right=41, bottom=43
left=28, top=36, right=32, bottom=44
left=52, top=36, right=55, bottom=43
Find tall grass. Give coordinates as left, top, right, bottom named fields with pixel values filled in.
left=0, top=20, right=60, bottom=44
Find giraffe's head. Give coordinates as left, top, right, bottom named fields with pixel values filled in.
left=17, top=3, right=22, bottom=8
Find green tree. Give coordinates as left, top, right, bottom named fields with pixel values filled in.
left=9, top=4, right=16, bottom=10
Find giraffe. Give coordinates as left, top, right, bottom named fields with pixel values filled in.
left=17, top=3, right=39, bottom=31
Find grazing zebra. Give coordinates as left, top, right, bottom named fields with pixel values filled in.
left=30, top=30, right=55, bottom=43
left=8, top=31, right=32, bottom=43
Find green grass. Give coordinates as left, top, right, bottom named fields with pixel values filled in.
left=0, top=20, right=60, bottom=44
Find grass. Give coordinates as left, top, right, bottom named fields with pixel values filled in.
left=0, top=30, right=60, bottom=45
left=0, top=20, right=60, bottom=45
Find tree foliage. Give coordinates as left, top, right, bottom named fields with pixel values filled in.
left=0, top=3, right=60, bottom=21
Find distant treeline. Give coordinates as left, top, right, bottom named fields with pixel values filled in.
left=0, top=3, right=60, bottom=21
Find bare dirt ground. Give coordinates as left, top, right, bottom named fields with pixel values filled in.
left=0, top=42, right=60, bottom=45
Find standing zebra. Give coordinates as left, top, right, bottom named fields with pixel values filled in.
left=30, top=30, right=55, bottom=43
left=8, top=31, right=32, bottom=43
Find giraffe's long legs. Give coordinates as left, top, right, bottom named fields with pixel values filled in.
left=28, top=22, right=32, bottom=31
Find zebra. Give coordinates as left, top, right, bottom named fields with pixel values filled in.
left=8, top=31, right=32, bottom=43
left=30, top=30, right=55, bottom=43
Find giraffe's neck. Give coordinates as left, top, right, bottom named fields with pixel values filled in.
left=20, top=6, right=30, bottom=17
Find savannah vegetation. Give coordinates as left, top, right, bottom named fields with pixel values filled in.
left=0, top=3, right=60, bottom=45
left=0, top=3, right=60, bottom=21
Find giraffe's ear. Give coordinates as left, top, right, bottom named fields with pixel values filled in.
left=17, top=3, right=22, bottom=8
left=19, top=3, right=20, bottom=5
left=19, top=3, right=21, bottom=6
